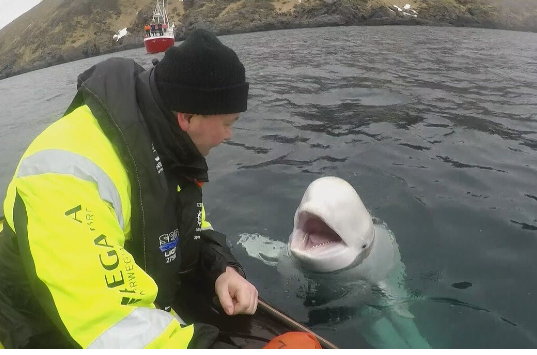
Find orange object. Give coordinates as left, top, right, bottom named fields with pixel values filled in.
left=263, top=332, right=322, bottom=349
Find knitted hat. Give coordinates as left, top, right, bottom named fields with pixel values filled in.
left=154, top=29, right=249, bottom=115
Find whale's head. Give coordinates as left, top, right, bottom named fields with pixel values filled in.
left=288, top=176, right=374, bottom=273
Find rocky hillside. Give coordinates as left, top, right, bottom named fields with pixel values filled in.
left=0, top=0, right=536, bottom=79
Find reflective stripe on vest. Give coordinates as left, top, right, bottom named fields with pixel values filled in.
left=17, top=149, right=124, bottom=229
left=87, top=307, right=175, bottom=348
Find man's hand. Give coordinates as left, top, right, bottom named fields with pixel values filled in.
left=215, top=266, right=258, bottom=316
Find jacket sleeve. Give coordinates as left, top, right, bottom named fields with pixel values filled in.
left=197, top=204, right=245, bottom=290
left=8, top=171, right=195, bottom=349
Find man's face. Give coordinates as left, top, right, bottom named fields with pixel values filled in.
left=178, top=113, right=239, bottom=156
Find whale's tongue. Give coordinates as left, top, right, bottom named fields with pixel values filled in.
left=294, top=212, right=345, bottom=251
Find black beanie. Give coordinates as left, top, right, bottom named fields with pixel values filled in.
left=154, top=29, right=249, bottom=115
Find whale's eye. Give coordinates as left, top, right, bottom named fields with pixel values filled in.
left=362, top=244, right=367, bottom=249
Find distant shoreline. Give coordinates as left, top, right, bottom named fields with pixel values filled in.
left=1, top=13, right=536, bottom=81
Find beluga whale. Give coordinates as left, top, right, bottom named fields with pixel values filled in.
left=237, top=176, right=431, bottom=349
left=288, top=175, right=375, bottom=273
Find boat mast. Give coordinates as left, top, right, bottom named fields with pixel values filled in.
left=164, top=0, right=169, bottom=24
left=153, top=0, right=167, bottom=24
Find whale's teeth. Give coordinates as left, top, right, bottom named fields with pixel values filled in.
left=301, top=233, right=309, bottom=249
left=302, top=233, right=338, bottom=251
left=308, top=240, right=337, bottom=250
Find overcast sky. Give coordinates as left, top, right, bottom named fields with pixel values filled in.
left=0, top=0, right=41, bottom=30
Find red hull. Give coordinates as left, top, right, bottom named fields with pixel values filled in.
left=144, top=37, right=175, bottom=54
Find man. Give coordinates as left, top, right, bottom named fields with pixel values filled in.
left=0, top=29, right=258, bottom=349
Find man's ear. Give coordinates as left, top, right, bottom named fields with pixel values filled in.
left=176, top=112, right=192, bottom=132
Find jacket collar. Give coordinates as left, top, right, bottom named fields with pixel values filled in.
left=136, top=67, right=209, bottom=182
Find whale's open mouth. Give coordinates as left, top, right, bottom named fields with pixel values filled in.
left=292, top=212, right=344, bottom=251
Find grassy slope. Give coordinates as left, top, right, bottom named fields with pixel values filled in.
left=0, top=0, right=185, bottom=73
left=0, top=0, right=535, bottom=76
